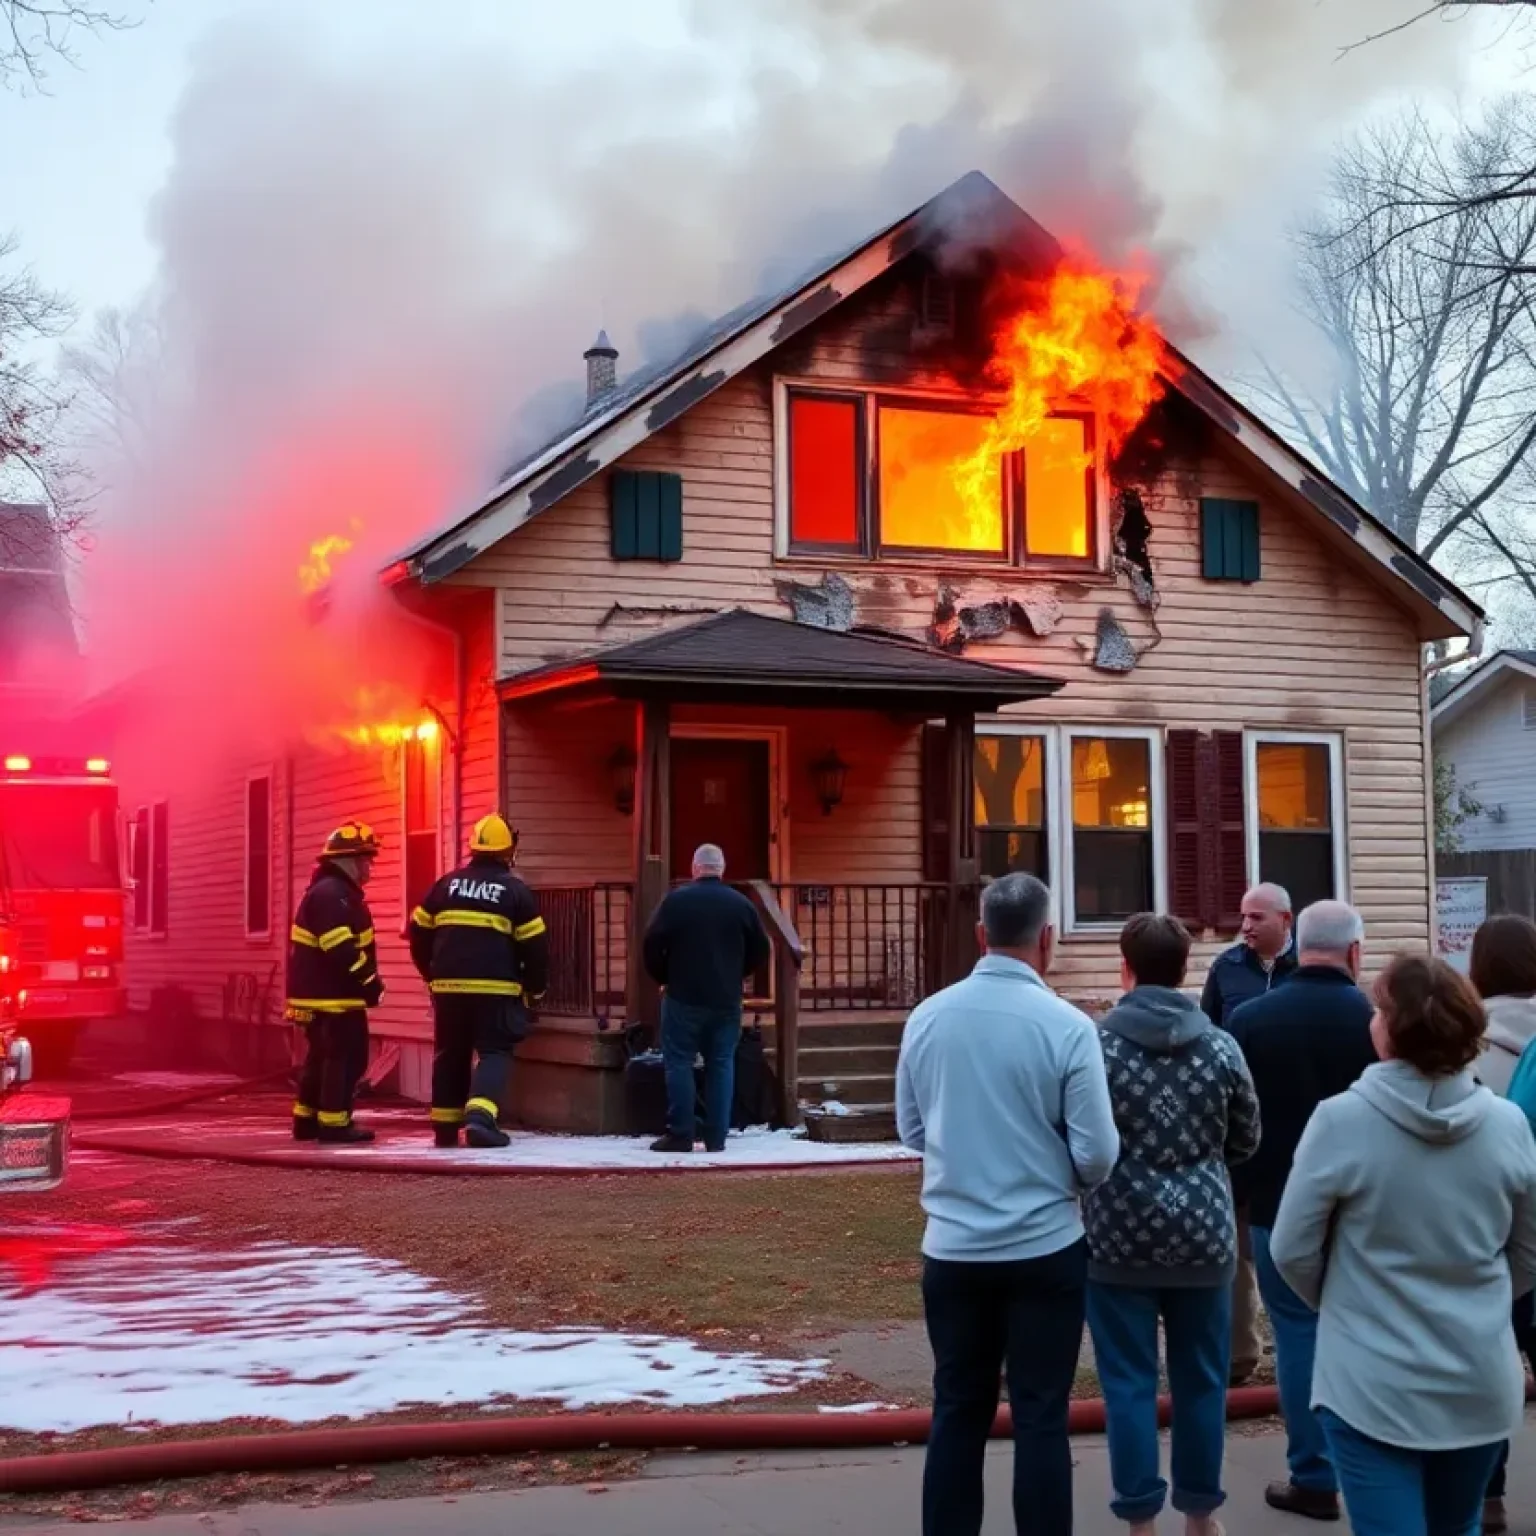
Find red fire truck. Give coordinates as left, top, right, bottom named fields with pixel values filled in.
left=0, top=750, right=127, bottom=1075
left=0, top=914, right=69, bottom=1190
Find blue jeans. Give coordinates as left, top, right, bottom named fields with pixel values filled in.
left=660, top=996, right=740, bottom=1149
left=922, top=1240, right=1087, bottom=1536
left=1086, top=1280, right=1231, bottom=1523
left=1252, top=1224, right=1336, bottom=1493
left=1320, top=1409, right=1502, bottom=1536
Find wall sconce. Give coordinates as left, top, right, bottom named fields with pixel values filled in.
left=811, top=749, right=848, bottom=816
left=608, top=744, right=638, bottom=815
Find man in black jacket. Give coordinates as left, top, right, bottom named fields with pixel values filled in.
left=1228, top=899, right=1378, bottom=1524
left=642, top=843, right=770, bottom=1154
left=287, top=823, right=384, bottom=1145
left=1200, top=882, right=1298, bottom=1028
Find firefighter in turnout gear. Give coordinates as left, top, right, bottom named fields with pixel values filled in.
left=287, top=823, right=384, bottom=1144
left=409, top=813, right=548, bottom=1149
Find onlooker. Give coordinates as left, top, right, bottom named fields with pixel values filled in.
left=1271, top=954, right=1536, bottom=1536
left=1085, top=914, right=1260, bottom=1536
left=1227, top=900, right=1377, bottom=1522
left=641, top=843, right=770, bottom=1155
left=1470, top=914, right=1536, bottom=1535
left=1200, top=882, right=1296, bottom=1387
left=896, top=873, right=1118, bottom=1536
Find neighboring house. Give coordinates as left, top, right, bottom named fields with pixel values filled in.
left=1432, top=650, right=1536, bottom=852
left=0, top=503, right=79, bottom=699
left=100, top=172, right=1481, bottom=1132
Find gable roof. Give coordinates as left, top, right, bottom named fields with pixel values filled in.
left=389, top=173, right=1481, bottom=644
left=1431, top=649, right=1536, bottom=732
left=498, top=607, right=1063, bottom=714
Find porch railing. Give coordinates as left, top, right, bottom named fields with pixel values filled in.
left=534, top=880, right=977, bottom=1019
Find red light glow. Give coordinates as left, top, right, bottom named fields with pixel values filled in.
left=3, top=756, right=31, bottom=773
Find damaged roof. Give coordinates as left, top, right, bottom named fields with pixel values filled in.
left=498, top=607, right=1064, bottom=713
left=390, top=172, right=1480, bottom=643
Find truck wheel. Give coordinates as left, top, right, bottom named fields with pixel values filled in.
left=31, top=1024, right=81, bottom=1077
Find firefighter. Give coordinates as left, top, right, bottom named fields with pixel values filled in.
left=288, top=822, right=384, bottom=1145
left=409, top=813, right=548, bottom=1149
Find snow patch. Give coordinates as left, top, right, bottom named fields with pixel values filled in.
left=0, top=1235, right=827, bottom=1433
left=817, top=1401, right=901, bottom=1414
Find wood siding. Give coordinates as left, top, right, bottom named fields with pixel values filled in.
left=1435, top=675, right=1536, bottom=852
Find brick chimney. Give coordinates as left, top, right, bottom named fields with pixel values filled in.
left=584, top=330, right=618, bottom=407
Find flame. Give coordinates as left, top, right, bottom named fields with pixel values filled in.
left=303, top=685, right=440, bottom=751
left=297, top=518, right=365, bottom=597
left=952, top=261, right=1166, bottom=543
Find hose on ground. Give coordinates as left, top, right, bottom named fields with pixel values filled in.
left=0, top=1388, right=1283, bottom=1495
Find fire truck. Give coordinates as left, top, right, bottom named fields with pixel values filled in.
left=0, top=913, right=69, bottom=1190
left=0, top=749, right=127, bottom=1076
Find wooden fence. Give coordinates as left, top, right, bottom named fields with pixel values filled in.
left=1439, top=850, right=1536, bottom=919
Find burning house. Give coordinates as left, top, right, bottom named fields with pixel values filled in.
left=102, top=172, right=1480, bottom=1134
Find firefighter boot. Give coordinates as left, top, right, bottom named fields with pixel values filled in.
left=434, top=1124, right=461, bottom=1149
left=464, top=1097, right=510, bottom=1149
left=292, top=1106, right=319, bottom=1142
left=317, top=1118, right=376, bottom=1145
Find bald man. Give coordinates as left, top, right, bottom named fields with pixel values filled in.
left=1200, top=883, right=1297, bottom=1029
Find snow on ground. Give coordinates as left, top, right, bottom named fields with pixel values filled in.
left=89, top=1111, right=919, bottom=1171
left=0, top=1231, right=828, bottom=1433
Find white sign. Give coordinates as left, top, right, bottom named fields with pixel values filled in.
left=1436, top=877, right=1488, bottom=973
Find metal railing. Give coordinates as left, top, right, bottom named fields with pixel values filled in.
left=535, top=883, right=632, bottom=1020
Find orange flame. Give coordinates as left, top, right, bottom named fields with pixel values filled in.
left=303, top=685, right=440, bottom=751
left=298, top=519, right=364, bottom=597
left=953, top=262, right=1166, bottom=542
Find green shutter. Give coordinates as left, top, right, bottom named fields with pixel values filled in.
left=1200, top=498, right=1260, bottom=582
left=610, top=470, right=683, bottom=562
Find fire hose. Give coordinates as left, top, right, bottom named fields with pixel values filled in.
left=0, top=1388, right=1283, bottom=1495
left=67, top=1067, right=305, bottom=1122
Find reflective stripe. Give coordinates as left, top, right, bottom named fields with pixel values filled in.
left=514, top=916, right=547, bottom=942
left=290, top=925, right=319, bottom=947
left=357, top=928, right=375, bottom=947
left=435, top=909, right=513, bottom=935
left=318, top=926, right=354, bottom=951
left=317, top=1111, right=351, bottom=1127
left=429, top=1107, right=466, bottom=1124
left=349, top=953, right=369, bottom=973
left=465, top=1097, right=499, bottom=1120
left=286, top=998, right=363, bottom=1013
left=410, top=906, right=436, bottom=929
left=292, top=1102, right=316, bottom=1118
left=360, top=973, right=378, bottom=990
left=428, top=978, right=523, bottom=996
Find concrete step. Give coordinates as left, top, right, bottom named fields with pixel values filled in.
left=795, top=1043, right=901, bottom=1077
left=795, top=1070, right=897, bottom=1107
left=749, top=1017, right=906, bottom=1051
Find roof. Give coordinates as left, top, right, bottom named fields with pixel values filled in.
left=498, top=608, right=1064, bottom=713
left=1431, top=649, right=1536, bottom=731
left=389, top=172, right=1480, bottom=644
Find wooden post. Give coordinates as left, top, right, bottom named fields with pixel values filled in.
left=945, top=710, right=978, bottom=985
left=746, top=881, right=804, bottom=1130
left=628, top=696, right=671, bottom=1030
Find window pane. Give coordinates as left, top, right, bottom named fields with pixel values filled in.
left=1257, top=742, right=1331, bottom=829
left=1024, top=415, right=1093, bottom=559
left=405, top=831, right=438, bottom=916
left=979, top=829, right=1048, bottom=881
left=878, top=404, right=1004, bottom=553
left=1071, top=737, right=1151, bottom=829
left=1075, top=832, right=1153, bottom=922
left=246, top=777, right=271, bottom=934
left=789, top=395, right=860, bottom=547
left=150, top=802, right=169, bottom=935
left=1259, top=831, right=1335, bottom=912
left=974, top=735, right=1045, bottom=828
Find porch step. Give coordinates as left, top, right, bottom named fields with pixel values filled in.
left=749, top=1014, right=907, bottom=1052
left=795, top=1070, right=898, bottom=1107
left=795, top=1043, right=900, bottom=1077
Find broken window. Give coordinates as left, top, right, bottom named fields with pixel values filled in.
left=783, top=385, right=1096, bottom=567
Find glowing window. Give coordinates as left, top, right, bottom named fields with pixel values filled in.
left=877, top=403, right=1004, bottom=555
left=1254, top=740, right=1337, bottom=911
left=788, top=394, right=862, bottom=550
left=1024, top=414, right=1094, bottom=560
left=975, top=734, right=1048, bottom=881
left=1071, top=736, right=1153, bottom=922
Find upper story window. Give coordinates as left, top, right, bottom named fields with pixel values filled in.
left=781, top=383, right=1098, bottom=568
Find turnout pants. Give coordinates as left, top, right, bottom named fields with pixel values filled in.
left=294, top=1009, right=370, bottom=1130
left=430, top=995, right=526, bottom=1131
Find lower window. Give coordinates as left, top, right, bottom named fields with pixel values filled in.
left=1251, top=737, right=1340, bottom=912
left=1070, top=736, right=1154, bottom=923
left=975, top=734, right=1048, bottom=880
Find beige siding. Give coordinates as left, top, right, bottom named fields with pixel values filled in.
left=469, top=269, right=1435, bottom=1007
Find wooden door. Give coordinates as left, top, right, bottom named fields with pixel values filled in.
left=669, top=738, right=771, bottom=883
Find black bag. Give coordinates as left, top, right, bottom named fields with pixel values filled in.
left=623, top=1049, right=670, bottom=1138
left=730, top=1025, right=781, bottom=1131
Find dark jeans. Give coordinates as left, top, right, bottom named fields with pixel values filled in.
left=660, top=996, right=740, bottom=1149
left=431, top=996, right=525, bottom=1124
left=921, top=1239, right=1087, bottom=1536
left=1253, top=1224, right=1336, bottom=1493
left=1086, top=1279, right=1231, bottom=1523
left=1485, top=1289, right=1535, bottom=1500
left=1320, top=1408, right=1502, bottom=1536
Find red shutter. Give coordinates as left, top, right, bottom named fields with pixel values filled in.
left=921, top=722, right=951, bottom=882
left=1214, top=730, right=1248, bottom=935
left=1166, top=729, right=1204, bottom=927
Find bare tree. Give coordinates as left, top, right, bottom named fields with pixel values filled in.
left=1249, top=105, right=1536, bottom=628
left=1, top=0, right=138, bottom=90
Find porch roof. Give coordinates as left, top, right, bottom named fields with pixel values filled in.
left=497, top=608, right=1064, bottom=714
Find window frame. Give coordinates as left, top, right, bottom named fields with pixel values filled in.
left=974, top=725, right=1057, bottom=909
left=774, top=376, right=1109, bottom=572
left=400, top=729, right=444, bottom=919
left=132, top=800, right=169, bottom=939
left=243, top=769, right=273, bottom=941
left=1243, top=730, right=1348, bottom=905
left=1060, top=726, right=1167, bottom=936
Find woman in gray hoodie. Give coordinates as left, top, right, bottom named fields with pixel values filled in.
left=1271, top=953, right=1536, bottom=1536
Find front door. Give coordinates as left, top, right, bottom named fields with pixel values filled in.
left=669, top=738, right=772, bottom=884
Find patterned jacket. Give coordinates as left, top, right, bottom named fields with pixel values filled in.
left=1084, top=986, right=1261, bottom=1287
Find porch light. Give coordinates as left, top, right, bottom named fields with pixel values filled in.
left=608, top=744, right=638, bottom=815
left=811, top=749, right=848, bottom=816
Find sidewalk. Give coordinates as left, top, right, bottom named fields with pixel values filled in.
left=11, top=1425, right=1536, bottom=1534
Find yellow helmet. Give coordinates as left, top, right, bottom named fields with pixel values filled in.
left=323, top=821, right=381, bottom=859
left=470, top=813, right=517, bottom=856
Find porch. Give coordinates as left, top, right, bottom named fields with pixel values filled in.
left=500, top=609, right=1062, bottom=1135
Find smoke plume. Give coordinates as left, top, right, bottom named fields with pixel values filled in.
left=74, top=0, right=1490, bottom=773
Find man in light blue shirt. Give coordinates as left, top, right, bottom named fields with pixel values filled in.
left=897, top=872, right=1118, bottom=1536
